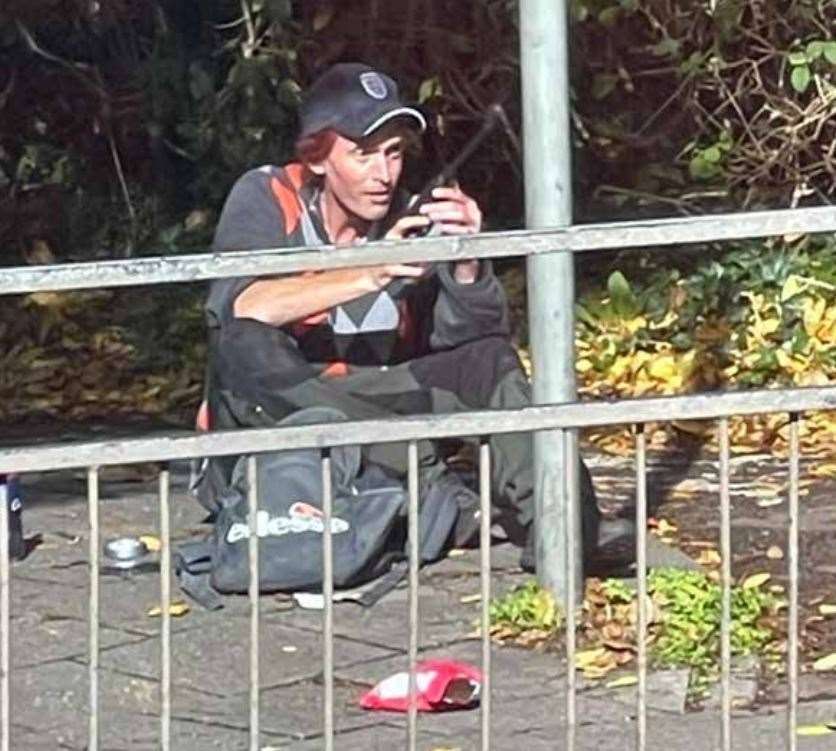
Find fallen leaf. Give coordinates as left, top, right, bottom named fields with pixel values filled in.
left=797, top=724, right=836, bottom=736
left=819, top=604, right=836, bottom=616
left=147, top=601, right=190, bottom=618
left=670, top=478, right=716, bottom=494
left=490, top=626, right=517, bottom=642
left=460, top=594, right=481, bottom=604
left=139, top=534, right=161, bottom=553
left=649, top=518, right=678, bottom=536
left=605, top=675, right=638, bottom=688
left=812, top=653, right=836, bottom=672
left=695, top=549, right=722, bottom=567
left=810, top=463, right=836, bottom=478
left=757, top=498, right=783, bottom=508
left=742, top=573, right=771, bottom=590
left=766, top=546, right=784, bottom=560
left=575, top=648, right=607, bottom=668
left=781, top=275, right=806, bottom=302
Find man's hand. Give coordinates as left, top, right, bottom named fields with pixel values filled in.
left=384, top=214, right=432, bottom=240
left=361, top=262, right=428, bottom=292
left=420, top=185, right=482, bottom=284
left=418, top=185, right=482, bottom=234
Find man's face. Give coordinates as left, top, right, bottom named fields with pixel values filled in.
left=312, top=122, right=410, bottom=222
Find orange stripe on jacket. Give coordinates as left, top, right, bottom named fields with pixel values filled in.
left=321, top=361, right=349, bottom=378
left=269, top=173, right=303, bottom=235
left=283, top=162, right=306, bottom=191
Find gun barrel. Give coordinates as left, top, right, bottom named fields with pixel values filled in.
left=413, top=104, right=506, bottom=205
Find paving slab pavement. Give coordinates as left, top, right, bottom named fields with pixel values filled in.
left=6, top=458, right=836, bottom=749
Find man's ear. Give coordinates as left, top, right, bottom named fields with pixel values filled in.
left=307, top=161, right=326, bottom=176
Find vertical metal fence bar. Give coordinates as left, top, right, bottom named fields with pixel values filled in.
left=787, top=413, right=800, bottom=751
left=479, top=439, right=492, bottom=751
left=520, top=0, right=580, bottom=606
left=88, top=466, right=100, bottom=750
left=0, top=481, right=9, bottom=751
left=407, top=440, right=420, bottom=751
left=159, top=467, right=172, bottom=751
left=564, top=430, right=578, bottom=751
left=634, top=425, right=647, bottom=751
left=321, top=449, right=335, bottom=751
left=247, top=455, right=259, bottom=751
left=719, top=419, right=732, bottom=751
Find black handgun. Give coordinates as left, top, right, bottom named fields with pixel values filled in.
left=399, top=103, right=508, bottom=238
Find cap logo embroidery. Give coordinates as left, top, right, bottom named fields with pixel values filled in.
left=360, top=71, right=387, bottom=100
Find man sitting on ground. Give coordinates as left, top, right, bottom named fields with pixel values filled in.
left=198, top=62, right=615, bottom=570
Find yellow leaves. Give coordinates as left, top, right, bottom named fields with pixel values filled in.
left=608, top=355, right=635, bottom=382
left=748, top=315, right=780, bottom=342
left=812, top=653, right=836, bottom=672
left=0, top=289, right=206, bottom=426
left=605, top=675, right=639, bottom=688
left=781, top=274, right=806, bottom=302
left=515, top=346, right=532, bottom=378
left=622, top=316, right=647, bottom=335
left=576, top=358, right=594, bottom=374
left=651, top=518, right=678, bottom=537
left=775, top=348, right=813, bottom=376
left=26, top=291, right=66, bottom=309
left=147, top=601, right=190, bottom=618
left=585, top=350, right=695, bottom=399
left=818, top=604, right=836, bottom=616
left=766, top=546, right=784, bottom=561
left=797, top=724, right=836, bottom=736
left=647, top=355, right=678, bottom=383
left=740, top=291, right=769, bottom=315
left=573, top=262, right=836, bottom=456
left=574, top=647, right=621, bottom=679
left=695, top=549, right=722, bottom=568
left=575, top=647, right=607, bottom=666
left=810, top=463, right=836, bottom=478
left=802, top=295, right=827, bottom=339
left=741, top=573, right=771, bottom=590
left=138, top=535, right=161, bottom=553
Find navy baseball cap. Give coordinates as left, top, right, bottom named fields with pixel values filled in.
left=298, top=63, right=427, bottom=141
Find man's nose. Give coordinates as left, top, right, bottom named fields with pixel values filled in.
left=370, top=153, right=392, bottom=183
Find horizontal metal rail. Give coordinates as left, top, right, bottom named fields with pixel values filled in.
left=2, top=204, right=836, bottom=295
left=1, top=385, right=833, bottom=474
left=2, top=406, right=813, bottom=750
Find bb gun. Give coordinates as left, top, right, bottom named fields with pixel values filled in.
left=400, top=102, right=511, bottom=238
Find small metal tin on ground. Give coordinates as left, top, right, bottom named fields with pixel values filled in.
left=102, top=536, right=156, bottom=572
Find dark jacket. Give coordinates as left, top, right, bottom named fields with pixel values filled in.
left=205, top=163, right=511, bottom=368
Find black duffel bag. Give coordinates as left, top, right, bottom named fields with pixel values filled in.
left=176, top=407, right=459, bottom=608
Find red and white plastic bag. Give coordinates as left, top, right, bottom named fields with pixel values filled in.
left=360, top=659, right=482, bottom=712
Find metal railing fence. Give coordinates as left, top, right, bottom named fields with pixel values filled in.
left=2, top=204, right=836, bottom=295
left=1, top=203, right=836, bottom=749
left=1, top=385, right=835, bottom=750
